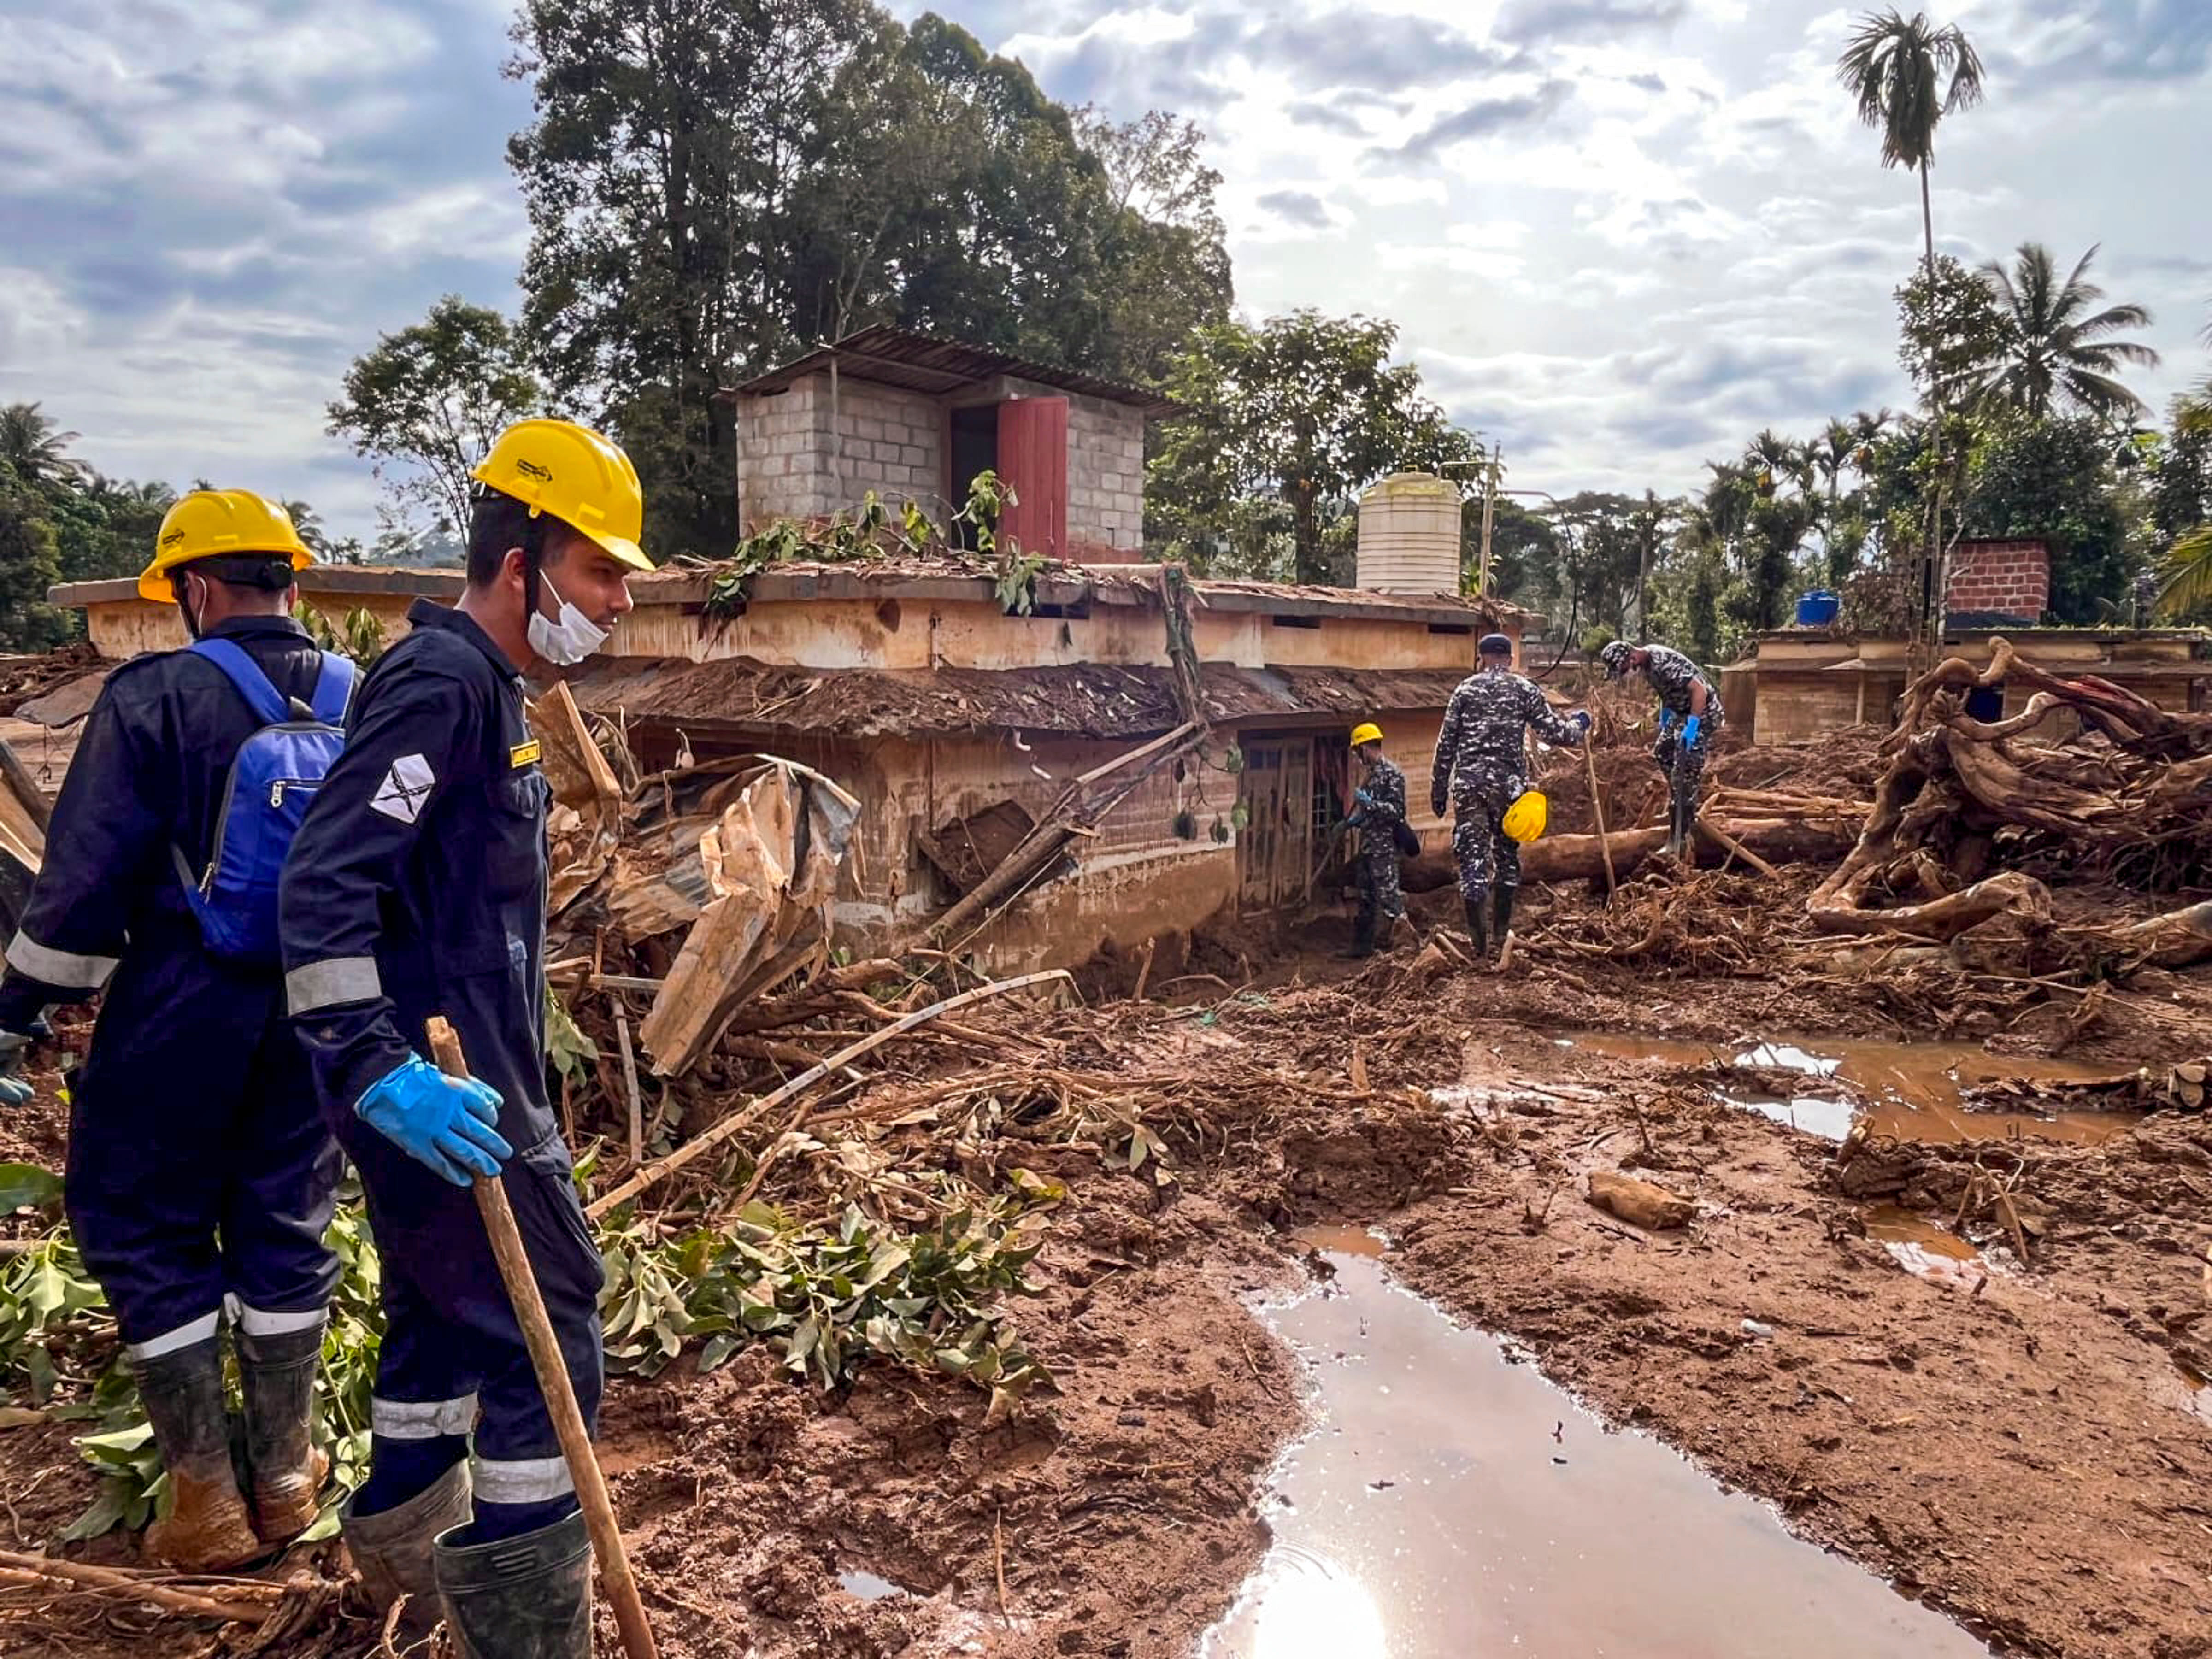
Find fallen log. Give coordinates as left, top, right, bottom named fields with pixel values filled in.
left=1401, top=818, right=1854, bottom=893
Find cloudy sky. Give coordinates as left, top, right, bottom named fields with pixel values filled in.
left=3, top=0, right=2207, bottom=544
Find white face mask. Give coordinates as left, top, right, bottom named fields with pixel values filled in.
left=526, top=570, right=610, bottom=665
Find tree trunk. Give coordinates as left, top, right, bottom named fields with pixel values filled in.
left=1400, top=818, right=1855, bottom=893
left=1292, top=484, right=1323, bottom=585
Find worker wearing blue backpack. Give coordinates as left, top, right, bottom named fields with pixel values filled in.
left=0, top=491, right=353, bottom=1570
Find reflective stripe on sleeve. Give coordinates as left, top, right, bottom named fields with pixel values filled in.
left=286, top=955, right=382, bottom=1015
left=470, top=1453, right=575, bottom=1506
left=6, top=930, right=119, bottom=991
left=124, top=1310, right=223, bottom=1364
left=371, top=1394, right=480, bottom=1440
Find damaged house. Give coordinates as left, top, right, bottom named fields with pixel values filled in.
left=53, top=559, right=1528, bottom=975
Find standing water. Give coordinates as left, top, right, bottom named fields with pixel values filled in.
left=1204, top=1241, right=1991, bottom=1659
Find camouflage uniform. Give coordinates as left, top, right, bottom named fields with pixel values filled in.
left=1430, top=668, right=1586, bottom=921
left=1352, top=754, right=1407, bottom=945
left=1638, top=644, right=1722, bottom=849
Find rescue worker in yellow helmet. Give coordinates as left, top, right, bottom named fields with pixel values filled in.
left=0, top=491, right=352, bottom=1568
left=281, top=419, right=649, bottom=1656
left=1339, top=723, right=1410, bottom=959
left=1430, top=633, right=1590, bottom=961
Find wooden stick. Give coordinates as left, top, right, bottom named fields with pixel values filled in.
left=0, top=1554, right=265, bottom=1625
left=1694, top=818, right=1781, bottom=881
left=424, top=1019, right=658, bottom=1659
left=584, top=971, right=1074, bottom=1219
left=1132, top=937, right=1157, bottom=1002
left=1582, top=738, right=1616, bottom=897
left=0, top=738, right=53, bottom=837
left=614, top=1012, right=644, bottom=1166
left=994, top=1508, right=1011, bottom=1627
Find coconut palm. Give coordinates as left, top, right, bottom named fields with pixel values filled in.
left=1837, top=8, right=1985, bottom=276
left=1970, top=242, right=2160, bottom=419
left=0, top=402, right=88, bottom=490
left=1847, top=408, right=1894, bottom=470
left=1809, top=420, right=1856, bottom=509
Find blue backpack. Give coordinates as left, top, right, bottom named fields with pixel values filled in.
left=172, top=638, right=357, bottom=965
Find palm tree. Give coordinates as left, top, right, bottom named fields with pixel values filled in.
left=1837, top=9, right=1986, bottom=278
left=0, top=403, right=88, bottom=491
left=1809, top=420, right=1855, bottom=509
left=1971, top=242, right=2160, bottom=419
left=1744, top=429, right=1812, bottom=498
left=1847, top=408, right=1894, bottom=471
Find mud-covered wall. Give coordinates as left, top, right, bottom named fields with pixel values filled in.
left=615, top=595, right=1487, bottom=676
left=673, top=725, right=1239, bottom=973
left=80, top=589, right=423, bottom=659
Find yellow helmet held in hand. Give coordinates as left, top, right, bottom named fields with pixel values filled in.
left=471, top=418, right=653, bottom=571
left=1350, top=723, right=1384, bottom=749
left=1502, top=789, right=1548, bottom=844
left=139, top=490, right=312, bottom=602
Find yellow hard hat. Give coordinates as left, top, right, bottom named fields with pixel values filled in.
left=139, top=490, right=312, bottom=603
left=471, top=418, right=653, bottom=571
left=1502, top=789, right=1548, bottom=844
left=1350, top=723, right=1383, bottom=749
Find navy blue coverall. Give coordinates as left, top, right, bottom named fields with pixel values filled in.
left=279, top=600, right=601, bottom=1530
left=0, top=617, right=342, bottom=1360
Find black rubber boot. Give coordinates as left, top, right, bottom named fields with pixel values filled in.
left=347, top=1461, right=472, bottom=1646
left=1340, top=900, right=1378, bottom=960
left=135, top=1336, right=263, bottom=1570
left=435, top=1508, right=592, bottom=1659
left=238, top=1321, right=327, bottom=1544
left=1463, top=895, right=1490, bottom=961
left=1664, top=794, right=1688, bottom=860
left=1493, top=882, right=1517, bottom=944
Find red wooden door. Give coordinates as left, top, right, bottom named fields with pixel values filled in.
left=996, top=397, right=1068, bottom=561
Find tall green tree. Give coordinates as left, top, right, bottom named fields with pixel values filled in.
left=1836, top=8, right=1985, bottom=280
left=0, top=471, right=67, bottom=651
left=505, top=3, right=1230, bottom=559
left=1147, top=311, right=1478, bottom=584
left=48, top=475, right=175, bottom=586
left=1969, top=243, right=2160, bottom=420
left=1961, top=413, right=2128, bottom=623
left=0, top=404, right=88, bottom=493
left=327, top=296, right=543, bottom=535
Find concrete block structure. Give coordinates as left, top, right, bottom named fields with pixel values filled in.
left=726, top=326, right=1170, bottom=560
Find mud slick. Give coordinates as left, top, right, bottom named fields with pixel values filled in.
left=7, top=704, right=2212, bottom=1657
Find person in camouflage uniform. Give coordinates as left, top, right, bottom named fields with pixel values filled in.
left=1341, top=724, right=1407, bottom=959
left=1431, top=635, right=1591, bottom=959
left=1600, top=641, right=1721, bottom=858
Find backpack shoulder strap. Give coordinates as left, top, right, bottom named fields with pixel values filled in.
left=187, top=637, right=288, bottom=726
left=306, top=652, right=357, bottom=725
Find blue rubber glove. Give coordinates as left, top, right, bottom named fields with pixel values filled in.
left=0, top=1033, right=32, bottom=1107
left=1657, top=708, right=1677, bottom=735
left=1571, top=711, right=1593, bottom=741
left=1683, top=714, right=1702, bottom=747
left=1353, top=788, right=1376, bottom=809
left=357, top=1055, right=511, bottom=1187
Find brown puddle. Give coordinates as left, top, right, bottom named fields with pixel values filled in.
left=1205, top=1250, right=1991, bottom=1658
left=1860, top=1204, right=1995, bottom=1289
left=1294, top=1225, right=1389, bottom=1258
left=1566, top=1032, right=2141, bottom=1147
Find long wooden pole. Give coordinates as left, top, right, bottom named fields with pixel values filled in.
left=1582, top=736, right=1616, bottom=897
left=425, top=1018, right=658, bottom=1659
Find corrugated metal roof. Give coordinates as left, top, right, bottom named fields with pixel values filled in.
left=722, top=325, right=1179, bottom=418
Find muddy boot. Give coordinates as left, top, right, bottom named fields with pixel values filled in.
left=1663, top=796, right=1688, bottom=861
left=1339, top=903, right=1377, bottom=960
left=135, top=1336, right=264, bottom=1571
left=435, top=1509, right=592, bottom=1659
left=1463, top=895, right=1490, bottom=962
left=1492, top=882, right=1517, bottom=946
left=346, top=1462, right=472, bottom=1645
left=238, top=1320, right=328, bottom=1544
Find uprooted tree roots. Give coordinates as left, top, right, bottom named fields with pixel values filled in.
left=1808, top=639, right=2212, bottom=974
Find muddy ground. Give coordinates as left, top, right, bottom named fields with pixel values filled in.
left=6, top=753, right=2212, bottom=1656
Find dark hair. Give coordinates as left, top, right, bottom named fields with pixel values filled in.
left=169, top=555, right=295, bottom=595
left=1478, top=632, right=1514, bottom=659
left=466, top=487, right=585, bottom=588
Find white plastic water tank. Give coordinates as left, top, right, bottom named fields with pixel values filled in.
left=1356, top=472, right=1461, bottom=594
